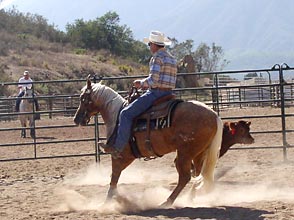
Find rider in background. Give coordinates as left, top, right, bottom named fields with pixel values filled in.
left=101, top=30, right=177, bottom=158
left=15, top=70, right=40, bottom=112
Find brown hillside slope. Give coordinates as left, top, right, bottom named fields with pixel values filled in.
left=0, top=34, right=147, bottom=96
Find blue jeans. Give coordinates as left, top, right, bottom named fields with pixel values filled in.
left=113, top=89, right=172, bottom=152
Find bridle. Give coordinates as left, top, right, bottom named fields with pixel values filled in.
left=80, top=88, right=93, bottom=124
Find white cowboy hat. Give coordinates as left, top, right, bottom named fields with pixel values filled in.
left=23, top=71, right=29, bottom=76
left=143, top=30, right=172, bottom=46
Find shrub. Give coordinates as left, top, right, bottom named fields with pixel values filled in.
left=73, top=48, right=87, bottom=55
left=0, top=64, right=13, bottom=96
left=118, top=65, right=133, bottom=75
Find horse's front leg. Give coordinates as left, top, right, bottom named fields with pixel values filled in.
left=105, top=156, right=135, bottom=203
left=106, top=173, right=121, bottom=201
left=21, top=128, right=26, bottom=138
left=161, top=154, right=192, bottom=207
left=30, top=128, right=35, bottom=138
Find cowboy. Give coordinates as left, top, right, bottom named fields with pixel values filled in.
left=15, top=71, right=40, bottom=112
left=101, top=30, right=177, bottom=158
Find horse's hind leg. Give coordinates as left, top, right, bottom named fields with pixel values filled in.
left=192, top=152, right=206, bottom=177
left=189, top=152, right=206, bottom=201
left=161, top=154, right=192, bottom=207
left=174, top=154, right=203, bottom=178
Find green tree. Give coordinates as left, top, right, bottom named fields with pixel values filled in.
left=193, top=42, right=229, bottom=72
left=66, top=11, right=149, bottom=62
left=169, top=39, right=229, bottom=72
left=0, top=8, right=66, bottom=43
left=169, top=38, right=194, bottom=61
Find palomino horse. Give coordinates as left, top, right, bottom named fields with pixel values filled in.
left=74, top=78, right=223, bottom=206
left=19, top=87, right=36, bottom=138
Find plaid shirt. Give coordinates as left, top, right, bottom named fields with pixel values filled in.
left=141, top=48, right=177, bottom=89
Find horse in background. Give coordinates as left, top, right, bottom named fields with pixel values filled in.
left=74, top=78, right=223, bottom=207
left=19, top=87, right=36, bottom=138
left=177, top=54, right=200, bottom=88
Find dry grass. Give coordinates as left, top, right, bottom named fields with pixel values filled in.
left=0, top=33, right=147, bottom=96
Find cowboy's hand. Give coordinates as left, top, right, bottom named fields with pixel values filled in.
left=133, top=80, right=142, bottom=89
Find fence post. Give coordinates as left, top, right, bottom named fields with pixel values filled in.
left=276, top=63, right=289, bottom=161
left=238, top=87, right=242, bottom=108
left=213, top=73, right=220, bottom=115
left=92, top=75, right=100, bottom=163
left=48, top=86, right=53, bottom=119
left=31, top=83, right=37, bottom=158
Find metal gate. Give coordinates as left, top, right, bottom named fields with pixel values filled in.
left=0, top=63, right=293, bottom=162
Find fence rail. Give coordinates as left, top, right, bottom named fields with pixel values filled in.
left=0, top=63, right=294, bottom=162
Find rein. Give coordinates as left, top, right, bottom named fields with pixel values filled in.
left=126, top=86, right=141, bottom=104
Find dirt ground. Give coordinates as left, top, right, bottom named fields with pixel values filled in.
left=1, top=107, right=294, bottom=220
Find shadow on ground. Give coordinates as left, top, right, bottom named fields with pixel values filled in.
left=127, top=206, right=273, bottom=220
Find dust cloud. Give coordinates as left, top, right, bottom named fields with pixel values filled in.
left=55, top=160, right=294, bottom=213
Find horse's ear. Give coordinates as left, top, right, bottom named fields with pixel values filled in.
left=86, top=76, right=92, bottom=90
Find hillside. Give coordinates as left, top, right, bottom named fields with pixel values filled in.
left=0, top=34, right=147, bottom=96
left=3, top=0, right=294, bottom=70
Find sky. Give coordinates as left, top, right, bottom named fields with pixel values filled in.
left=1, top=0, right=293, bottom=71
left=0, top=0, right=188, bottom=41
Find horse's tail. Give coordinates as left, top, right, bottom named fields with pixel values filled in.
left=200, top=116, right=223, bottom=192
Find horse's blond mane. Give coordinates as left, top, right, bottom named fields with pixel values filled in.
left=86, top=83, right=125, bottom=140
left=91, top=83, right=121, bottom=101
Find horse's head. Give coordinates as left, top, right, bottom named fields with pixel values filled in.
left=74, top=77, right=99, bottom=126
left=23, top=87, right=34, bottom=103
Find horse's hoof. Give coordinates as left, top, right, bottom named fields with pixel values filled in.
left=106, top=187, right=118, bottom=201
left=103, top=192, right=119, bottom=205
left=104, top=197, right=112, bottom=205
left=189, top=188, right=197, bottom=202
left=159, top=200, right=173, bottom=208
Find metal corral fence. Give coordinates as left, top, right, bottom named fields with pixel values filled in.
left=0, top=63, right=294, bottom=162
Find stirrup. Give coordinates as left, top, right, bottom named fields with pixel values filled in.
left=98, top=142, right=122, bottom=159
